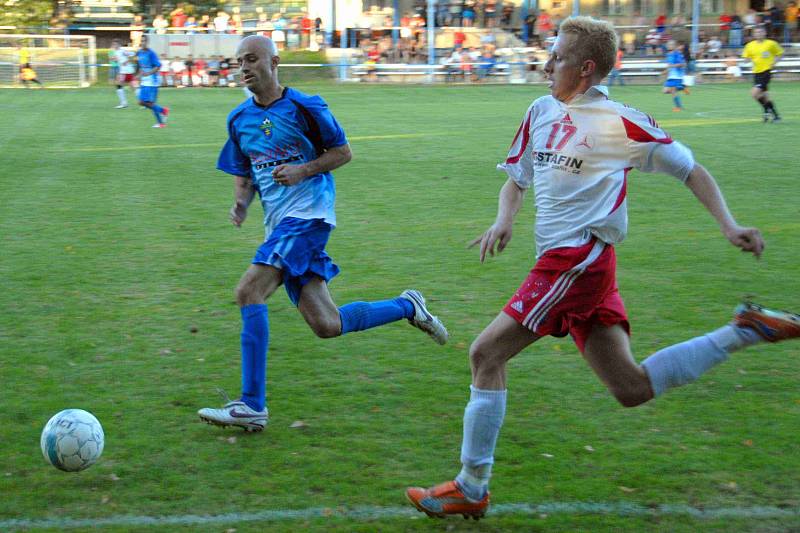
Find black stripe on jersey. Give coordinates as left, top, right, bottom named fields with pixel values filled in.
left=289, top=98, right=326, bottom=159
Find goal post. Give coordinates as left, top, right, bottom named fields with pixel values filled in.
left=0, top=34, right=96, bottom=88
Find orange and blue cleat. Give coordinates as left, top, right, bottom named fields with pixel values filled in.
left=734, top=301, right=800, bottom=342
left=406, top=480, right=489, bottom=520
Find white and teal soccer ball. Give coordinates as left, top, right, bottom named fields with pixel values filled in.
left=40, top=409, right=104, bottom=472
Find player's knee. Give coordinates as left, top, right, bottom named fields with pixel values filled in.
left=609, top=383, right=651, bottom=408
left=235, top=280, right=260, bottom=307
left=307, top=316, right=341, bottom=339
left=469, top=340, right=501, bottom=373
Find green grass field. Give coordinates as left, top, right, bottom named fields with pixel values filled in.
left=1, top=81, right=799, bottom=532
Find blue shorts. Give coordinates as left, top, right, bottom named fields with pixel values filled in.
left=253, top=217, right=340, bottom=306
left=139, top=85, right=158, bottom=103
left=664, top=79, right=685, bottom=89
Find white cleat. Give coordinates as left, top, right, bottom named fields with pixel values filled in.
left=400, top=289, right=449, bottom=345
left=115, top=104, right=128, bottom=109
left=198, top=400, right=268, bottom=432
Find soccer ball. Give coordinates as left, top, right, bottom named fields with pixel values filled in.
left=40, top=409, right=104, bottom=472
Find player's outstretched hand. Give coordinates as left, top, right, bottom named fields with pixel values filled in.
left=468, top=222, right=513, bottom=263
left=272, top=164, right=307, bottom=186
left=230, top=201, right=248, bottom=227
left=725, top=225, right=765, bottom=258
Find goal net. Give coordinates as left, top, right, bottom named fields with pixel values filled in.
left=0, top=34, right=97, bottom=88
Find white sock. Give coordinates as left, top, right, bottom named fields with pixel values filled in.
left=117, top=88, right=127, bottom=105
left=642, top=325, right=761, bottom=397
left=455, top=385, right=506, bottom=500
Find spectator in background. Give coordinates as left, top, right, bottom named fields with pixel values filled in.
left=729, top=15, right=743, bottom=46
left=719, top=12, right=732, bottom=36
left=198, top=14, right=211, bottom=32
left=272, top=13, right=287, bottom=50
left=301, top=12, right=313, bottom=48
left=454, top=28, right=467, bottom=48
left=219, top=56, right=231, bottom=85
left=159, top=53, right=171, bottom=86
left=230, top=12, right=243, bottom=35
left=171, top=57, right=185, bottom=87
left=766, top=4, right=782, bottom=39
left=501, top=3, right=514, bottom=28
left=443, top=46, right=464, bottom=80
left=185, top=16, right=198, bottom=34
left=170, top=4, right=187, bottom=32
left=645, top=27, right=662, bottom=55
left=184, top=54, right=195, bottom=87
left=153, top=14, right=169, bottom=34
left=523, top=11, right=536, bottom=42
left=485, top=0, right=497, bottom=27
left=608, top=47, right=624, bottom=85
left=785, top=1, right=798, bottom=41
left=476, top=45, right=497, bottom=80
left=743, top=8, right=758, bottom=35
left=621, top=29, right=636, bottom=54
left=437, top=1, right=449, bottom=26
left=537, top=9, right=553, bottom=35
left=207, top=56, right=220, bottom=86
left=400, top=13, right=412, bottom=37
left=654, top=13, right=667, bottom=33
left=130, top=15, right=145, bottom=48
left=194, top=56, right=207, bottom=86
left=705, top=35, right=722, bottom=58
left=544, top=29, right=557, bottom=50
left=449, top=1, right=463, bottom=27
left=213, top=11, right=230, bottom=33
left=464, top=1, right=476, bottom=27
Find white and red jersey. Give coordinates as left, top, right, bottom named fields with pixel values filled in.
left=498, top=85, right=695, bottom=258
left=114, top=49, right=136, bottom=75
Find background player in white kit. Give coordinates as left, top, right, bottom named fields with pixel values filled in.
left=406, top=16, right=800, bottom=520
left=111, top=39, right=136, bottom=109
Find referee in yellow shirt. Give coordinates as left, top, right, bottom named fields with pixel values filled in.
left=741, top=27, right=784, bottom=122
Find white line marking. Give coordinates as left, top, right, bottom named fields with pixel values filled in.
left=2, top=502, right=799, bottom=530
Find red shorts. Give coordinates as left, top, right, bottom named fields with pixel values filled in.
left=119, top=73, right=135, bottom=83
left=503, top=239, right=629, bottom=353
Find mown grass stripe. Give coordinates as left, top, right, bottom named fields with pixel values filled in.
left=56, top=133, right=445, bottom=153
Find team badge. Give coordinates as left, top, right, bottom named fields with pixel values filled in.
left=259, top=117, right=273, bottom=138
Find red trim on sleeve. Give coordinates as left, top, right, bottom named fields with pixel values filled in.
left=506, top=111, right=532, bottom=164
left=608, top=168, right=630, bottom=215
left=622, top=116, right=673, bottom=144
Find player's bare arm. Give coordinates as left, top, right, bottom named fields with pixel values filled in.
left=230, top=175, right=256, bottom=227
left=272, top=144, right=352, bottom=186
left=684, top=163, right=764, bottom=257
left=469, top=177, right=526, bottom=263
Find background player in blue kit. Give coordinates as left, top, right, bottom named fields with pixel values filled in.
left=136, top=35, right=169, bottom=128
left=198, top=35, right=448, bottom=432
left=663, top=40, right=688, bottom=112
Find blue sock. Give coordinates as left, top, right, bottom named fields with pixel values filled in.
left=151, top=107, right=163, bottom=123
left=673, top=95, right=682, bottom=108
left=152, top=104, right=164, bottom=114
left=338, top=298, right=414, bottom=335
left=240, top=304, right=268, bottom=412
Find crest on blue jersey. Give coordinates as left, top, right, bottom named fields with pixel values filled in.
left=259, top=117, right=273, bottom=138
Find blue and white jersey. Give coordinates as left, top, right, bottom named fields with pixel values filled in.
left=217, top=87, right=348, bottom=237
left=136, top=48, right=161, bottom=87
left=666, top=50, right=685, bottom=79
